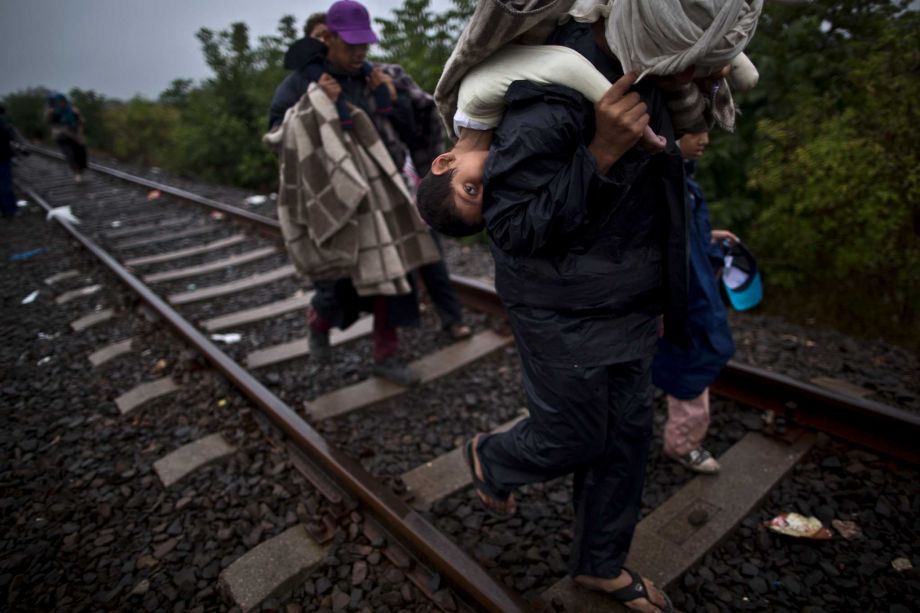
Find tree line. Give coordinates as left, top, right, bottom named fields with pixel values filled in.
left=2, top=0, right=917, bottom=346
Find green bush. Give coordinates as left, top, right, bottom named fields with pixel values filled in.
left=1, top=87, right=49, bottom=141
left=746, top=10, right=920, bottom=339
left=105, top=97, right=179, bottom=167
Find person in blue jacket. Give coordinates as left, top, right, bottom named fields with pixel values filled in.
left=652, top=130, right=737, bottom=474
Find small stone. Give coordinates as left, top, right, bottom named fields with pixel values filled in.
left=381, top=590, right=402, bottom=607
left=749, top=577, right=768, bottom=594
left=741, top=563, right=758, bottom=577
left=173, top=568, right=196, bottom=594
left=831, top=519, right=863, bottom=540
left=782, top=575, right=803, bottom=595
left=130, top=579, right=150, bottom=596
left=331, top=590, right=350, bottom=611
left=688, top=509, right=709, bottom=527
left=740, top=413, right=763, bottom=431
left=474, top=543, right=503, bottom=561
left=352, top=561, right=368, bottom=585
left=433, top=589, right=457, bottom=611
left=891, top=558, right=912, bottom=572
left=315, top=577, right=332, bottom=595
left=799, top=549, right=819, bottom=566
left=153, top=538, right=178, bottom=559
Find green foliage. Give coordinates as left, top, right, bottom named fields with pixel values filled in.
left=373, top=0, right=475, bottom=93
left=162, top=19, right=297, bottom=187
left=744, top=7, right=920, bottom=337
left=699, top=0, right=911, bottom=235
left=1, top=87, right=49, bottom=140
left=69, top=88, right=116, bottom=151
left=104, top=96, right=179, bottom=166
left=159, top=79, right=194, bottom=107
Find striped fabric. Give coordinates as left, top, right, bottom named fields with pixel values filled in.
left=435, top=0, right=751, bottom=137
left=435, top=0, right=575, bottom=134
left=265, top=83, right=440, bottom=297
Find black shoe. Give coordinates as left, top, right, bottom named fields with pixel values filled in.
left=444, top=323, right=472, bottom=340
left=372, top=358, right=420, bottom=387
left=309, top=327, right=331, bottom=363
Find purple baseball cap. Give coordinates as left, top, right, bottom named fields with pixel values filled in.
left=326, top=0, right=379, bottom=45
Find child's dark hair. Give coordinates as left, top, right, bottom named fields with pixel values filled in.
left=416, top=169, right=485, bottom=238
left=305, top=12, right=326, bottom=36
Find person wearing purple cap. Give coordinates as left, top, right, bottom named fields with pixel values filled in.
left=266, top=0, right=470, bottom=386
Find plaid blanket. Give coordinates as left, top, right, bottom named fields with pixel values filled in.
left=435, top=0, right=739, bottom=137
left=265, top=82, right=440, bottom=297
left=435, top=0, right=573, bottom=132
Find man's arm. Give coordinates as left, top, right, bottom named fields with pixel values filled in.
left=484, top=77, right=650, bottom=257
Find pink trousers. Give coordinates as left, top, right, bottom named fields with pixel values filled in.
left=663, top=388, right=711, bottom=457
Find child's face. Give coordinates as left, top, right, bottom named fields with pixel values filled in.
left=679, top=131, right=709, bottom=160
left=431, top=149, right=488, bottom=226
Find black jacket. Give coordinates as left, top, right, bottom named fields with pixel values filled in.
left=267, top=39, right=416, bottom=169
left=0, top=117, right=13, bottom=162
left=482, top=23, right=688, bottom=367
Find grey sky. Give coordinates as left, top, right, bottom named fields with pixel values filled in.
left=0, top=0, right=451, bottom=100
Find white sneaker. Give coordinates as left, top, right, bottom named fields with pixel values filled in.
left=669, top=447, right=721, bottom=474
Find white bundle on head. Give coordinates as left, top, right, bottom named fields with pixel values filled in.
left=603, top=0, right=763, bottom=79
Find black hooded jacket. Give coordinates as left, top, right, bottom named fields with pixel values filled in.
left=267, top=38, right=416, bottom=169
left=481, top=22, right=689, bottom=368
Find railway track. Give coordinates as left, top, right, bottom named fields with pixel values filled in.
left=9, top=148, right=919, bottom=611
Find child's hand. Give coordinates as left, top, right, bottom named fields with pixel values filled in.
left=318, top=73, right=342, bottom=103
left=590, top=72, right=650, bottom=171
left=711, top=229, right=740, bottom=244
left=369, top=67, right=397, bottom=102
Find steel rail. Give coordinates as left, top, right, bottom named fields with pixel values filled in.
left=21, top=181, right=529, bottom=612
left=29, top=147, right=920, bottom=464
left=25, top=145, right=282, bottom=238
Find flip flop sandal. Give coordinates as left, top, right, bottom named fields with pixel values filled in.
left=608, top=567, right=674, bottom=613
left=463, top=437, right=514, bottom=518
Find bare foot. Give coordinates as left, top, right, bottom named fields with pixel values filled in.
left=470, top=433, right=516, bottom=514
left=574, top=570, right=670, bottom=612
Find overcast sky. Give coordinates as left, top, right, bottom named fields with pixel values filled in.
left=0, top=0, right=451, bottom=100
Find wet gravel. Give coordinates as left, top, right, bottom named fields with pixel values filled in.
left=669, top=437, right=919, bottom=612
left=4, top=163, right=439, bottom=612
left=10, top=151, right=919, bottom=612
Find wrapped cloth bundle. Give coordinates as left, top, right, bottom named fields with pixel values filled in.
left=435, top=0, right=762, bottom=136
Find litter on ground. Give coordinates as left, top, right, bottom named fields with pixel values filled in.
left=210, top=333, right=242, bottom=344
left=764, top=513, right=833, bottom=539
left=8, top=248, right=45, bottom=262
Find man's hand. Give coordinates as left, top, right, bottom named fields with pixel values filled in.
left=590, top=72, right=657, bottom=172
left=368, top=67, right=397, bottom=102
left=318, top=73, right=341, bottom=102
left=711, top=229, right=740, bottom=244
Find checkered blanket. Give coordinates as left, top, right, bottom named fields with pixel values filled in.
left=265, top=83, right=440, bottom=297
left=434, top=0, right=573, bottom=133
left=434, top=0, right=739, bottom=137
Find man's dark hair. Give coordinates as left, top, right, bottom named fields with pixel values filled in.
left=0, top=105, right=5, bottom=115
left=416, top=169, right=485, bottom=238
left=305, top=12, right=326, bottom=37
